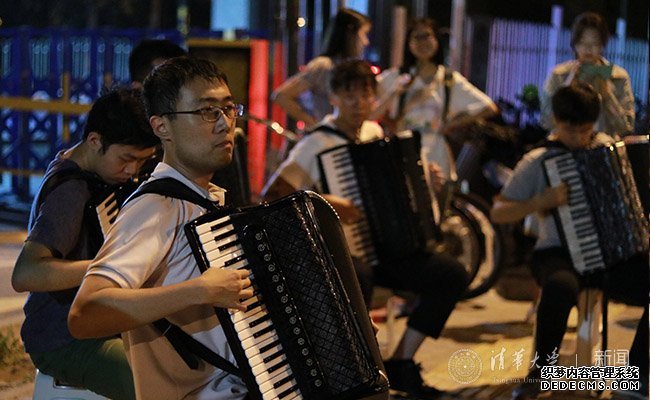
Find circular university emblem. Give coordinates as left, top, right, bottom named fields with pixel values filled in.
left=448, top=348, right=482, bottom=384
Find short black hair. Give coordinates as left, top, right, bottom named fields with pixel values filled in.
left=551, top=82, right=600, bottom=125
left=83, top=88, right=159, bottom=151
left=129, top=39, right=187, bottom=84
left=330, top=59, right=377, bottom=93
left=143, top=56, right=229, bottom=119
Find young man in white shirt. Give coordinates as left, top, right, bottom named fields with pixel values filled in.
left=69, top=57, right=253, bottom=400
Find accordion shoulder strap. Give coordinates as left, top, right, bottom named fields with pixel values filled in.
left=125, top=177, right=239, bottom=375
left=127, top=177, right=221, bottom=211
left=305, top=124, right=352, bottom=142
left=542, top=139, right=570, bottom=151
left=151, top=319, right=240, bottom=376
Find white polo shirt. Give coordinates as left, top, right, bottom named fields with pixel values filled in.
left=86, top=162, right=246, bottom=400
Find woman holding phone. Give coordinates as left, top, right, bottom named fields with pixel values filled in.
left=540, top=11, right=635, bottom=137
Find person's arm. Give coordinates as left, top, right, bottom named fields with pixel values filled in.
left=368, top=71, right=411, bottom=121
left=13, top=178, right=90, bottom=292
left=320, top=194, right=363, bottom=224
left=272, top=75, right=318, bottom=127
left=12, top=241, right=89, bottom=292
left=262, top=174, right=300, bottom=202
left=441, top=103, right=499, bottom=136
left=262, top=173, right=362, bottom=224
left=595, top=69, right=635, bottom=134
left=369, top=89, right=401, bottom=121
left=441, top=71, right=499, bottom=136
left=490, top=183, right=568, bottom=224
left=68, top=266, right=252, bottom=339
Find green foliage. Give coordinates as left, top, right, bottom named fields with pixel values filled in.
left=0, top=328, right=23, bottom=368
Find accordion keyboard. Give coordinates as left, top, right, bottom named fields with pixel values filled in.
left=543, top=153, right=605, bottom=273
left=194, top=216, right=302, bottom=400
left=319, top=147, right=379, bottom=267
left=96, top=191, right=120, bottom=237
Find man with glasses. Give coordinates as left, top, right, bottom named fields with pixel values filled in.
left=69, top=57, right=253, bottom=399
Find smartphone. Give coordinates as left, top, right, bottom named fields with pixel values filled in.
left=577, top=63, right=613, bottom=81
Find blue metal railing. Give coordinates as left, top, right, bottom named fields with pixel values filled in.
left=0, top=27, right=183, bottom=198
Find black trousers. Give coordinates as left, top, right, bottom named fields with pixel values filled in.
left=355, top=250, right=469, bottom=339
left=531, top=247, right=648, bottom=368
left=629, top=303, right=648, bottom=388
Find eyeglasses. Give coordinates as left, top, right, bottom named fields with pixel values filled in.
left=410, top=32, right=435, bottom=42
left=160, top=104, right=244, bottom=122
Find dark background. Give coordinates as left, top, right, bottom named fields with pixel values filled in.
left=1, top=0, right=647, bottom=39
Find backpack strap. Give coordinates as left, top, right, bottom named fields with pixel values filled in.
left=126, top=177, right=239, bottom=376
left=393, top=66, right=453, bottom=126
left=441, top=66, right=454, bottom=124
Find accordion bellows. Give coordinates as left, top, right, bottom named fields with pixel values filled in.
left=185, top=191, right=388, bottom=400
left=543, top=142, right=649, bottom=274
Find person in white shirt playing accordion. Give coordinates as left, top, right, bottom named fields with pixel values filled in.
left=264, top=59, right=469, bottom=399
left=69, top=57, right=254, bottom=400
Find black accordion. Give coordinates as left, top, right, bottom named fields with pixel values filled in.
left=92, top=181, right=140, bottom=238
left=317, top=131, right=438, bottom=268
left=543, top=142, right=649, bottom=275
left=184, top=191, right=389, bottom=400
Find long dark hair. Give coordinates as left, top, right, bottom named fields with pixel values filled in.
left=321, top=8, right=371, bottom=59
left=401, top=18, right=445, bottom=74
left=570, top=12, right=609, bottom=51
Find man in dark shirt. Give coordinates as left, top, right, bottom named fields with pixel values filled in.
left=12, top=88, right=159, bottom=399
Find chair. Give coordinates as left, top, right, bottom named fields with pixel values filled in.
left=369, top=289, right=409, bottom=354
left=575, top=288, right=603, bottom=367
left=32, top=369, right=108, bottom=400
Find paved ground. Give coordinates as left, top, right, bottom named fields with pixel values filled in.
left=0, top=225, right=27, bottom=327
left=374, top=290, right=643, bottom=399
left=0, top=221, right=645, bottom=399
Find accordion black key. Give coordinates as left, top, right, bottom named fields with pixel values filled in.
left=543, top=143, right=649, bottom=274
left=317, top=131, right=438, bottom=268
left=92, top=180, right=142, bottom=237
left=184, top=191, right=389, bottom=400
